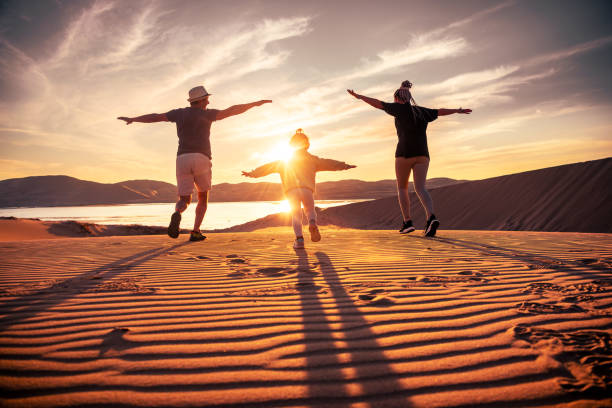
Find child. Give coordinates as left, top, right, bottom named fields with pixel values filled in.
left=242, top=129, right=356, bottom=249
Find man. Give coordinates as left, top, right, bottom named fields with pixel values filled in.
left=118, top=85, right=272, bottom=241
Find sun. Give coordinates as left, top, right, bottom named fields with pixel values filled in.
left=263, top=142, right=294, bottom=163
left=278, top=199, right=291, bottom=213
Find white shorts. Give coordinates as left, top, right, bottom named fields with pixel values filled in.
left=176, top=153, right=212, bottom=196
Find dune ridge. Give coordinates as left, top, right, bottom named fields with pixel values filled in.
left=223, top=157, right=612, bottom=233
left=0, top=229, right=611, bottom=407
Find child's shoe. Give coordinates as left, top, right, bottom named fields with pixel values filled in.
left=308, top=222, right=321, bottom=242
left=293, top=236, right=305, bottom=249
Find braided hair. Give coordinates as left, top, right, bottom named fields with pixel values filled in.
left=394, top=80, right=417, bottom=105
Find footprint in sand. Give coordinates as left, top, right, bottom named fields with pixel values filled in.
left=523, top=282, right=566, bottom=295
left=511, top=324, right=612, bottom=393
left=90, top=278, right=157, bottom=294
left=405, top=274, right=488, bottom=287
left=226, top=254, right=248, bottom=264
left=227, top=282, right=326, bottom=297
left=515, top=301, right=584, bottom=314
left=523, top=281, right=608, bottom=307
left=256, top=267, right=295, bottom=277
left=227, top=268, right=252, bottom=278
left=351, top=287, right=397, bottom=307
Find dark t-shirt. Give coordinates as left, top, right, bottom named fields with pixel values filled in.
left=166, top=107, right=220, bottom=159
left=381, top=102, right=438, bottom=158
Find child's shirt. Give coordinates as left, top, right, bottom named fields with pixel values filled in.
left=249, top=149, right=352, bottom=193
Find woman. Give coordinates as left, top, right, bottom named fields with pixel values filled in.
left=347, top=80, right=471, bottom=237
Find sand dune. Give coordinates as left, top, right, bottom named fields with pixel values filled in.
left=223, top=157, right=612, bottom=233
left=0, top=229, right=610, bottom=407
left=0, top=217, right=173, bottom=242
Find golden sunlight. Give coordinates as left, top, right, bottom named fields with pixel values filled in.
left=278, top=199, right=291, bottom=213
left=263, top=142, right=295, bottom=163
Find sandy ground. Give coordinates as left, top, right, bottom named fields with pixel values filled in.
left=0, top=228, right=611, bottom=407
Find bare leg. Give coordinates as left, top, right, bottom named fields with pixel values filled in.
left=299, top=188, right=321, bottom=242
left=287, top=190, right=303, bottom=237
left=395, top=157, right=413, bottom=221
left=412, top=158, right=434, bottom=218
left=168, top=195, right=191, bottom=238
left=193, top=191, right=208, bottom=232
left=175, top=195, right=191, bottom=213
left=300, top=189, right=316, bottom=224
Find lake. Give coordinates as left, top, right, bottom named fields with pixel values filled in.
left=0, top=200, right=367, bottom=230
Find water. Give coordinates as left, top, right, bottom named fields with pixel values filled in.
left=0, top=200, right=367, bottom=230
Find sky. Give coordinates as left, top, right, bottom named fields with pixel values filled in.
left=1, top=0, right=611, bottom=185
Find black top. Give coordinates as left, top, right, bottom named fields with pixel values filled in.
left=166, top=107, right=220, bottom=159
left=382, top=102, right=438, bottom=158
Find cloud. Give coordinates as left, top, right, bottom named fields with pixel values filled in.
left=343, top=35, right=469, bottom=82
left=524, top=35, right=612, bottom=67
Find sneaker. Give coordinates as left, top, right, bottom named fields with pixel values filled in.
left=309, top=222, right=321, bottom=242
left=293, top=237, right=305, bottom=249
left=189, top=231, right=206, bottom=241
left=424, top=215, right=440, bottom=237
left=167, top=212, right=181, bottom=238
left=399, top=220, right=415, bottom=234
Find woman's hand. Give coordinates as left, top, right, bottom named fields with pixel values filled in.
left=117, top=116, right=133, bottom=125
left=347, top=89, right=360, bottom=99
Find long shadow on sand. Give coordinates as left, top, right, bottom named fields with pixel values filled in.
left=428, top=236, right=612, bottom=282
left=0, top=241, right=193, bottom=332
left=294, top=250, right=409, bottom=407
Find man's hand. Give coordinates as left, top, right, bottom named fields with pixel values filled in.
left=117, top=116, right=133, bottom=125
left=347, top=164, right=357, bottom=169
left=458, top=108, right=472, bottom=114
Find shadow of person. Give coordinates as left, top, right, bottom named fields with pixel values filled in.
left=292, top=249, right=409, bottom=406
left=430, top=236, right=612, bottom=281
left=294, top=248, right=350, bottom=405
left=0, top=241, right=193, bottom=333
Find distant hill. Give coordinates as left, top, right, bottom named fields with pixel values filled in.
left=219, top=157, right=612, bottom=233
left=0, top=175, right=463, bottom=207
left=0, top=176, right=179, bottom=207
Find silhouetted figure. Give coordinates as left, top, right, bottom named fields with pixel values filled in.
left=242, top=129, right=355, bottom=249
left=347, top=80, right=471, bottom=237
left=118, top=86, right=271, bottom=241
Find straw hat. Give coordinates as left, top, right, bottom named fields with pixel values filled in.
left=188, top=86, right=211, bottom=102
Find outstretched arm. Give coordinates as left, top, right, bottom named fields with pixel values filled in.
left=438, top=108, right=472, bottom=116
left=117, top=113, right=168, bottom=125
left=347, top=89, right=383, bottom=110
left=217, top=100, right=272, bottom=120
left=242, top=161, right=282, bottom=178
left=316, top=158, right=357, bottom=172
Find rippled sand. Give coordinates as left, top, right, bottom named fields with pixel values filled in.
left=0, top=228, right=610, bottom=407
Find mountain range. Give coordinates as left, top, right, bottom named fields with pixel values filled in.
left=0, top=175, right=463, bottom=207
